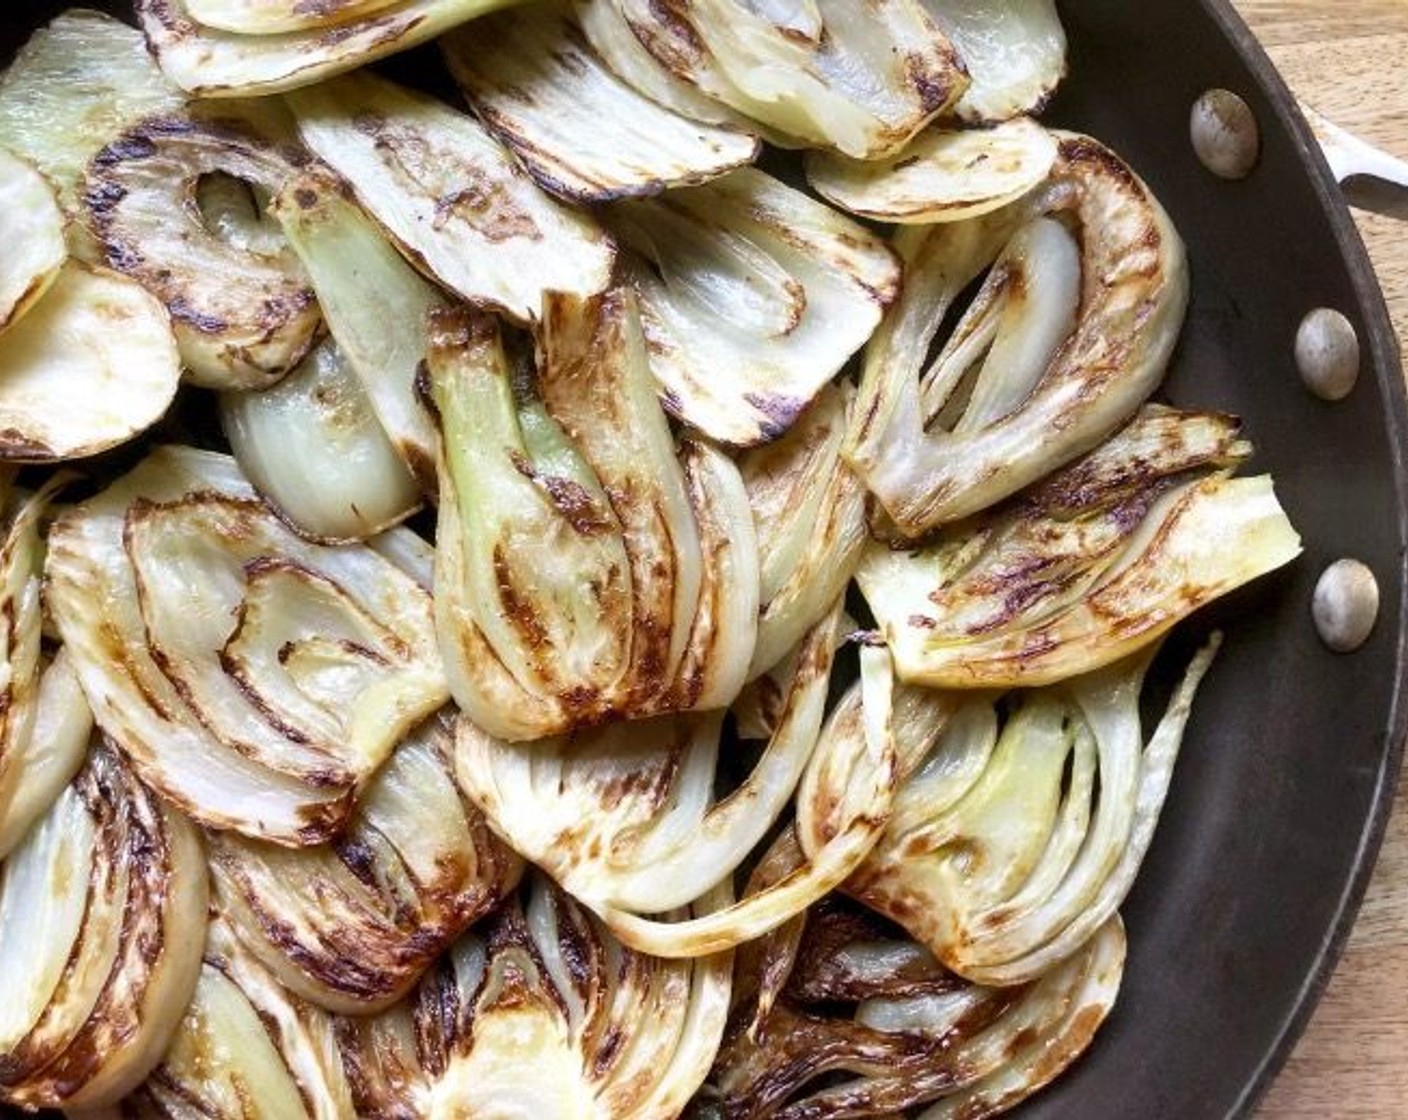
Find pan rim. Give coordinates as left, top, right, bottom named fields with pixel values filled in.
left=1192, top=1, right=1408, bottom=1115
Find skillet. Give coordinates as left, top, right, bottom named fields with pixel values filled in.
left=1, top=1, right=1404, bottom=1117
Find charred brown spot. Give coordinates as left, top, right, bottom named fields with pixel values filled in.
left=167, top=293, right=229, bottom=335
left=352, top=111, right=387, bottom=138
left=659, top=386, right=684, bottom=418
left=744, top=392, right=807, bottom=442
left=1008, top=1026, right=1040, bottom=1058
left=492, top=542, right=551, bottom=653
left=360, top=117, right=542, bottom=243
left=82, top=177, right=128, bottom=224
left=336, top=835, right=381, bottom=888
left=1056, top=135, right=1146, bottom=198
left=293, top=0, right=360, bottom=14
left=432, top=180, right=540, bottom=242
left=0, top=428, right=56, bottom=460
left=594, top=1026, right=625, bottom=1076
left=312, top=12, right=409, bottom=48
left=98, top=232, right=144, bottom=273
left=554, top=907, right=599, bottom=998
left=92, top=134, right=159, bottom=169
left=428, top=304, right=498, bottom=356
left=508, top=451, right=615, bottom=536
left=638, top=0, right=706, bottom=71
left=905, top=53, right=959, bottom=114
left=1022, top=1004, right=1108, bottom=1088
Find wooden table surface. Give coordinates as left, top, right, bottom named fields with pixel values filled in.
left=1229, top=3, right=1408, bottom=1116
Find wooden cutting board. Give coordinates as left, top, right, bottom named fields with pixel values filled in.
left=1230, top=3, right=1408, bottom=1117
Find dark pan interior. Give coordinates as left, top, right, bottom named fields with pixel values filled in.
left=1, top=2, right=1405, bottom=1118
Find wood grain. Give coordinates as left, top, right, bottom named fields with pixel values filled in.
left=1232, top=3, right=1408, bottom=1117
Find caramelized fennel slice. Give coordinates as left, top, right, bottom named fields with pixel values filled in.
left=209, top=717, right=521, bottom=1015
left=611, top=0, right=968, bottom=157
left=442, top=2, right=759, bottom=203
left=44, top=446, right=446, bottom=845
left=221, top=336, right=422, bottom=541
left=271, top=167, right=443, bottom=491
left=859, top=407, right=1299, bottom=688
left=432, top=291, right=757, bottom=740
left=457, top=616, right=903, bottom=958
left=711, top=892, right=1123, bottom=1119
left=806, top=117, right=1060, bottom=224
left=0, top=743, right=207, bottom=1111
left=0, top=147, right=65, bottom=333
left=607, top=166, right=899, bottom=447
left=84, top=107, right=319, bottom=390
left=286, top=71, right=614, bottom=322
left=335, top=873, right=732, bottom=1119
left=836, top=640, right=1218, bottom=988
left=848, top=132, right=1191, bottom=533
left=0, top=262, right=180, bottom=463
left=136, top=0, right=527, bottom=97
left=0, top=9, right=184, bottom=248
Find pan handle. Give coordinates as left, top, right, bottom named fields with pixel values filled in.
left=1301, top=103, right=1408, bottom=222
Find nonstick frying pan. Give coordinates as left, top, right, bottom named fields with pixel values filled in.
left=1, top=1, right=1404, bottom=1117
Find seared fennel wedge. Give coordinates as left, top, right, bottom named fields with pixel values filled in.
left=0, top=10, right=183, bottom=249
left=271, top=166, right=444, bottom=491
left=209, top=716, right=522, bottom=1014
left=84, top=104, right=320, bottom=390
left=607, top=0, right=968, bottom=158
left=858, top=407, right=1301, bottom=687
left=136, top=0, right=527, bottom=97
left=849, top=133, right=1191, bottom=534
left=456, top=604, right=902, bottom=957
left=220, top=336, right=423, bottom=541
left=0, top=147, right=65, bottom=333
left=441, top=1, right=759, bottom=203
left=287, top=71, right=614, bottom=323
left=0, top=742, right=207, bottom=1111
left=45, top=447, right=447, bottom=845
left=711, top=893, right=1123, bottom=1119
left=827, top=639, right=1220, bottom=988
left=607, top=167, right=900, bottom=447
left=431, top=291, right=757, bottom=741
left=336, top=873, right=732, bottom=1119
left=0, top=262, right=181, bottom=462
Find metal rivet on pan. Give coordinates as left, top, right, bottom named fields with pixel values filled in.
left=1312, top=559, right=1379, bottom=652
left=1296, top=308, right=1361, bottom=401
left=1190, top=89, right=1260, bottom=179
